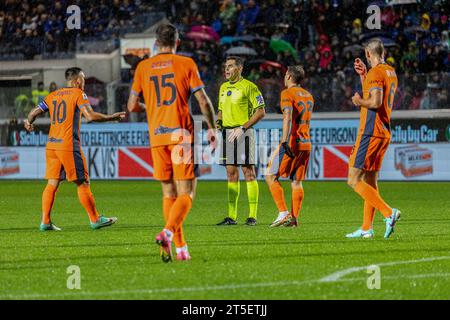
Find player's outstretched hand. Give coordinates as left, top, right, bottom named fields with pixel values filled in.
left=24, top=119, right=34, bottom=132
left=354, top=58, right=367, bottom=76
left=282, top=142, right=295, bottom=159
left=228, top=127, right=244, bottom=142
left=351, top=92, right=362, bottom=107
left=112, top=112, right=126, bottom=121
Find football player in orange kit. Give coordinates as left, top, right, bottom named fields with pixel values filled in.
left=346, top=38, right=401, bottom=239
left=24, top=67, right=126, bottom=231
left=266, top=66, right=313, bottom=228
left=127, top=23, right=216, bottom=262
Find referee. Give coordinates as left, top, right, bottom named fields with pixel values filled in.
left=216, top=56, right=266, bottom=226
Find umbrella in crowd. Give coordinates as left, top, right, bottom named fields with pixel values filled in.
left=190, top=25, right=220, bottom=42
left=342, top=44, right=364, bottom=55
left=238, top=35, right=269, bottom=42
left=260, top=60, right=287, bottom=73
left=269, top=39, right=299, bottom=61
left=377, top=37, right=399, bottom=47
left=220, top=36, right=236, bottom=45
left=246, top=59, right=286, bottom=74
left=387, top=0, right=419, bottom=5
left=360, top=31, right=390, bottom=42
left=186, top=31, right=217, bottom=42
left=220, top=35, right=269, bottom=45
left=177, top=51, right=194, bottom=57
left=362, top=36, right=399, bottom=48
left=225, top=46, right=257, bottom=56
left=195, top=50, right=210, bottom=56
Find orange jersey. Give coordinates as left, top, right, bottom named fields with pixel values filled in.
left=280, top=86, right=314, bottom=151
left=39, top=87, right=90, bottom=151
left=359, top=63, right=398, bottom=139
left=131, top=53, right=204, bottom=147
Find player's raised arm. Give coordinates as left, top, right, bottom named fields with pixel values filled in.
left=354, top=58, right=367, bottom=84
left=81, top=104, right=126, bottom=122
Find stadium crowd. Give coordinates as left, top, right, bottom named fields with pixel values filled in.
left=165, top=0, right=449, bottom=112
left=0, top=0, right=157, bottom=59
left=0, top=0, right=449, bottom=113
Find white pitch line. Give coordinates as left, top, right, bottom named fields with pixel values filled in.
left=319, top=256, right=450, bottom=283
left=0, top=279, right=317, bottom=299
left=1, top=270, right=450, bottom=299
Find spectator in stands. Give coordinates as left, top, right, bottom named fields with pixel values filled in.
left=22, top=16, right=36, bottom=32
left=409, top=89, right=424, bottom=110
left=49, top=82, right=58, bottom=92
left=247, top=67, right=260, bottom=83
left=14, top=93, right=29, bottom=118
left=32, top=82, right=49, bottom=105
left=441, top=30, right=449, bottom=50
left=351, top=18, right=362, bottom=38
left=420, top=13, right=432, bottom=31
left=219, top=0, right=238, bottom=26
left=420, top=83, right=440, bottom=109
left=236, top=0, right=259, bottom=35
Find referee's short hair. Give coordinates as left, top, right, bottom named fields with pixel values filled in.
left=287, top=65, right=305, bottom=84
left=226, top=56, right=244, bottom=67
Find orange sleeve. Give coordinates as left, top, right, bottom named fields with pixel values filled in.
left=188, top=60, right=204, bottom=94
left=280, top=90, right=292, bottom=112
left=367, top=69, right=384, bottom=95
left=76, top=91, right=91, bottom=109
left=131, top=63, right=143, bottom=97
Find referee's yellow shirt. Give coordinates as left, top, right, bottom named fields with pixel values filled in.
left=218, top=78, right=265, bottom=128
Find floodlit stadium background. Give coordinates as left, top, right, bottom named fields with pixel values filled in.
left=0, top=0, right=449, bottom=180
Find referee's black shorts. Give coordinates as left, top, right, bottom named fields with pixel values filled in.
left=218, top=127, right=256, bottom=166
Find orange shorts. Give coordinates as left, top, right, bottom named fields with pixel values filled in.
left=151, top=144, right=197, bottom=181
left=266, top=144, right=310, bottom=181
left=45, top=148, right=89, bottom=181
left=348, top=135, right=390, bottom=171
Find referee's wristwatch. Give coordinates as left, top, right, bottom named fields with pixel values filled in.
left=240, top=126, right=247, bottom=133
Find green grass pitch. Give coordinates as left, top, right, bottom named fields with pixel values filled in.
left=1, top=180, right=449, bottom=300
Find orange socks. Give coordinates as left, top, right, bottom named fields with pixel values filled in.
left=163, top=197, right=176, bottom=222
left=165, top=195, right=192, bottom=236
left=77, top=185, right=100, bottom=223
left=354, top=181, right=392, bottom=218
left=362, top=201, right=376, bottom=231
left=291, top=187, right=304, bottom=218
left=269, top=181, right=288, bottom=212
left=163, top=197, right=185, bottom=248
left=42, top=184, right=58, bottom=224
